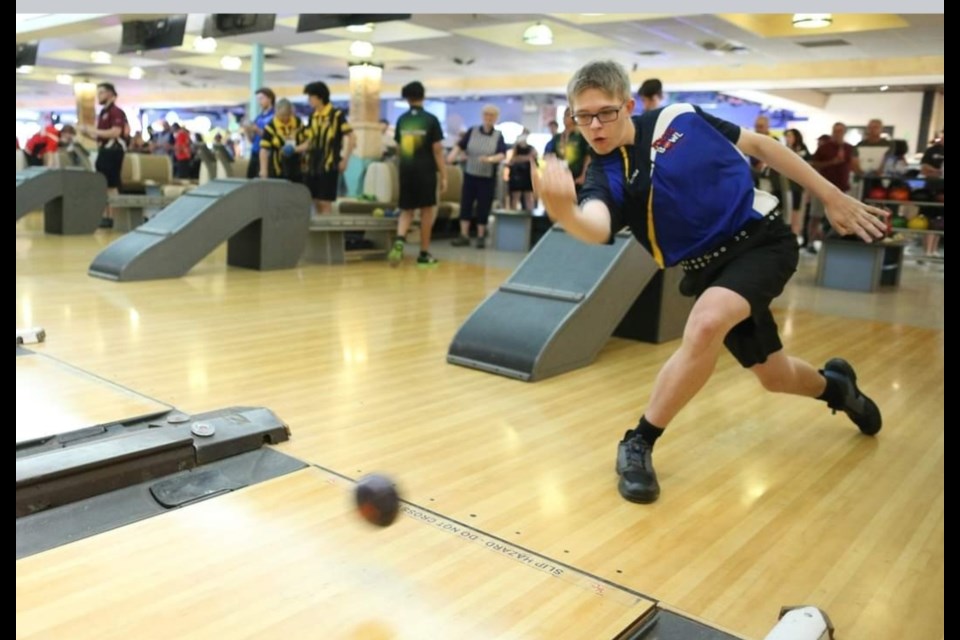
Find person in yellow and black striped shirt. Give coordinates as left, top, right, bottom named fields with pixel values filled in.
left=258, top=98, right=305, bottom=182
left=297, top=81, right=355, bottom=213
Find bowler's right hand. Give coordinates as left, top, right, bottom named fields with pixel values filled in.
left=531, top=157, right=577, bottom=223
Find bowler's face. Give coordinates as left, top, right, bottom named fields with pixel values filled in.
left=572, top=89, right=634, bottom=155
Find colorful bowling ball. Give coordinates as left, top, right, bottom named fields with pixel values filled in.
left=867, top=186, right=889, bottom=200
left=910, top=189, right=934, bottom=203
left=888, top=186, right=911, bottom=201
left=929, top=216, right=945, bottom=231
left=907, top=215, right=929, bottom=230
left=891, top=216, right=908, bottom=228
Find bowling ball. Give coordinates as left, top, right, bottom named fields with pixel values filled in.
left=910, top=188, right=934, bottom=203
left=935, top=192, right=945, bottom=203
left=355, top=474, right=400, bottom=527
left=907, top=215, right=929, bottom=230
left=891, top=215, right=908, bottom=228
left=372, top=207, right=385, bottom=218
left=281, top=143, right=295, bottom=157
left=888, top=186, right=911, bottom=201
left=867, top=186, right=888, bottom=200
left=929, top=216, right=945, bottom=231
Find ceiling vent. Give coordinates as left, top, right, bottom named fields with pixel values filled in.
left=698, top=41, right=750, bottom=56
left=796, top=39, right=852, bottom=48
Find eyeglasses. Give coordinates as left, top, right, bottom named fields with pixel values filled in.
left=572, top=103, right=625, bottom=126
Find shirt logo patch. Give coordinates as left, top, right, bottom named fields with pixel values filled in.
left=653, top=127, right=684, bottom=154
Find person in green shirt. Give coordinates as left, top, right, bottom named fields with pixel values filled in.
left=387, top=81, right=448, bottom=267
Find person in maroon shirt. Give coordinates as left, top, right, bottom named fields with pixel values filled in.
left=806, top=122, right=855, bottom=250
left=811, top=122, right=854, bottom=192
left=79, top=82, right=128, bottom=228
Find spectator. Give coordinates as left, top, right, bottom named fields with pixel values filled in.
left=297, top=81, right=355, bottom=214
left=386, top=81, right=447, bottom=267
left=447, top=104, right=507, bottom=248
left=380, top=118, right=398, bottom=159
left=545, top=109, right=591, bottom=196
left=783, top=128, right=811, bottom=238
left=638, top=78, right=663, bottom=111
left=852, top=118, right=891, bottom=177
left=507, top=130, right=537, bottom=211
left=808, top=122, right=855, bottom=250
left=172, top=124, right=193, bottom=179
left=258, top=98, right=305, bottom=182
left=243, top=87, right=276, bottom=180
left=78, top=82, right=129, bottom=228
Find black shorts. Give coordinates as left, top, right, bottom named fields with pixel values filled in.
left=267, top=153, right=303, bottom=183
left=789, top=184, right=803, bottom=210
left=679, top=217, right=799, bottom=368
left=305, top=172, right=339, bottom=201
left=246, top=153, right=261, bottom=180
left=398, top=172, right=437, bottom=210
left=95, top=146, right=125, bottom=189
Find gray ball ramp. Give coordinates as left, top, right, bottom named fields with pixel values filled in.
left=16, top=167, right=107, bottom=234
left=88, top=179, right=311, bottom=282
left=448, top=227, right=659, bottom=382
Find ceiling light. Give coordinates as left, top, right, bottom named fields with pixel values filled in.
left=56, top=74, right=74, bottom=85
left=349, top=40, right=374, bottom=58
left=129, top=66, right=144, bottom=80
left=792, top=13, right=833, bottom=29
left=193, top=36, right=218, bottom=53
left=220, top=55, right=242, bottom=71
left=346, top=23, right=374, bottom=33
left=90, top=50, right=112, bottom=64
left=17, top=65, right=34, bottom=74
left=523, top=22, right=553, bottom=46
left=879, top=85, right=890, bottom=92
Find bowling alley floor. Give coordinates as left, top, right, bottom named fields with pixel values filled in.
left=16, top=216, right=943, bottom=639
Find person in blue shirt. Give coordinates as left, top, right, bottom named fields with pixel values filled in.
left=244, top=87, right=275, bottom=179
left=534, top=60, right=888, bottom=504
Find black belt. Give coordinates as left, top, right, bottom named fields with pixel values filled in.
left=679, top=211, right=780, bottom=272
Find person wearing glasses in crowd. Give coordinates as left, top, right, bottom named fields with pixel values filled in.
left=533, top=60, right=887, bottom=505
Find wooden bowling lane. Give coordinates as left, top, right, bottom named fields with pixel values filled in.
left=16, top=466, right=656, bottom=640
left=16, top=351, right=171, bottom=444
left=16, top=226, right=944, bottom=639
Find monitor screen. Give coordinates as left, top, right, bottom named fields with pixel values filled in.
left=119, top=15, right=188, bottom=54
left=296, top=14, right=411, bottom=33
left=17, top=42, right=39, bottom=68
left=202, top=15, right=276, bottom=38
